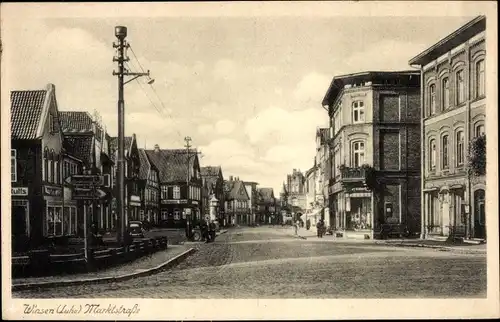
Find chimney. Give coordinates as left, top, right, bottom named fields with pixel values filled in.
left=154, top=144, right=160, bottom=152
left=229, top=176, right=233, bottom=181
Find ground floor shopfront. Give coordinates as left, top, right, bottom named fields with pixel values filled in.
left=422, top=175, right=486, bottom=240
left=227, top=211, right=252, bottom=226
left=328, top=175, right=421, bottom=238
left=160, top=200, right=201, bottom=228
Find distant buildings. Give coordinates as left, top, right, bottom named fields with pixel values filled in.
left=224, top=176, right=251, bottom=226
left=256, top=187, right=277, bottom=224
left=409, top=15, right=486, bottom=240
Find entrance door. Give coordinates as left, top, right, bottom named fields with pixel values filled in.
left=441, top=197, right=450, bottom=236
left=12, top=204, right=28, bottom=252
left=474, top=189, right=486, bottom=239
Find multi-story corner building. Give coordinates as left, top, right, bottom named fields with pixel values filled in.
left=314, top=127, right=331, bottom=227
left=146, top=145, right=203, bottom=228
left=243, top=181, right=259, bottom=224
left=409, top=15, right=486, bottom=240
left=110, top=135, right=141, bottom=225
left=200, top=166, right=226, bottom=224
left=223, top=176, right=251, bottom=226
left=257, top=188, right=277, bottom=224
left=10, top=84, right=84, bottom=251
left=138, top=148, right=160, bottom=225
left=322, top=70, right=422, bottom=238
left=60, top=111, right=114, bottom=233
left=285, top=169, right=307, bottom=221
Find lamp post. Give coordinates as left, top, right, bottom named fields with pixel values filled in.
left=113, top=26, right=153, bottom=244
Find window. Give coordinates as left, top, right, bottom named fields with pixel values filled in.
left=352, top=101, right=365, bottom=123
left=54, top=160, right=59, bottom=184
left=429, top=84, right=436, bottom=115
left=476, top=59, right=485, bottom=98
left=48, top=159, right=52, bottom=183
left=46, top=206, right=63, bottom=236
left=173, top=209, right=180, bottom=220
left=352, top=141, right=365, bottom=167
left=11, top=149, right=17, bottom=182
left=161, top=186, right=168, bottom=199
left=456, top=70, right=465, bottom=104
left=429, top=139, right=436, bottom=170
left=475, top=124, right=485, bottom=137
left=173, top=186, right=180, bottom=199
left=70, top=207, right=77, bottom=235
left=456, top=131, right=465, bottom=166
left=442, top=78, right=449, bottom=110
left=442, top=135, right=449, bottom=169
left=49, top=113, right=54, bottom=133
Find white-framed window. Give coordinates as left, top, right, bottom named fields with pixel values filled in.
left=54, top=160, right=59, bottom=184
left=442, top=78, right=449, bottom=110
left=476, top=59, right=485, bottom=98
left=456, top=130, right=465, bottom=166
left=48, top=159, right=52, bottom=183
left=456, top=70, right=465, bottom=104
left=173, top=209, right=181, bottom=220
left=352, top=141, right=365, bottom=168
left=11, top=149, right=17, bottom=182
left=161, top=185, right=168, bottom=199
left=429, top=139, right=436, bottom=170
left=46, top=206, right=63, bottom=236
left=173, top=186, right=181, bottom=199
left=352, top=101, right=365, bottom=123
left=429, top=84, right=436, bottom=115
left=442, top=135, right=449, bottom=169
left=475, top=124, right=485, bottom=137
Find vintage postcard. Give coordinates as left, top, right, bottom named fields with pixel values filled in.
left=1, top=1, right=498, bottom=320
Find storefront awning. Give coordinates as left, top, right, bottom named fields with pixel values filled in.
left=450, top=184, right=465, bottom=190
left=439, top=186, right=450, bottom=194
left=423, top=187, right=438, bottom=192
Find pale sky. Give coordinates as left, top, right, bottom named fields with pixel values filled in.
left=3, top=5, right=477, bottom=194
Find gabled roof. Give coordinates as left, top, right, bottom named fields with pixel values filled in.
left=145, top=149, right=197, bottom=183
left=63, top=135, right=94, bottom=165
left=224, top=180, right=249, bottom=201
left=138, top=149, right=151, bottom=180
left=200, top=166, right=221, bottom=177
left=258, top=187, right=275, bottom=203
left=11, top=89, right=48, bottom=140
left=59, top=111, right=93, bottom=133
left=109, top=136, right=134, bottom=158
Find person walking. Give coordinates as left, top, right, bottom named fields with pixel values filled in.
left=294, top=220, right=300, bottom=235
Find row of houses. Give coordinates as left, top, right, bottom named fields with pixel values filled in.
left=10, top=84, right=281, bottom=250
left=281, top=16, right=487, bottom=240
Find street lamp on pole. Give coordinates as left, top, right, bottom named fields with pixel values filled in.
left=113, top=26, right=153, bottom=244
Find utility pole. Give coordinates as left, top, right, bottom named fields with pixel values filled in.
left=185, top=136, right=192, bottom=223
left=113, top=26, right=151, bottom=244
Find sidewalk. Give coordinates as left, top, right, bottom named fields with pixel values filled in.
left=12, top=244, right=195, bottom=291
left=375, top=239, right=487, bottom=254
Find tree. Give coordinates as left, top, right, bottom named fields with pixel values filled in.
left=468, top=135, right=486, bottom=176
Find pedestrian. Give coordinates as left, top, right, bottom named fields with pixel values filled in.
left=294, top=220, right=300, bottom=235
left=185, top=219, right=192, bottom=240
left=316, top=220, right=322, bottom=238
left=209, top=220, right=216, bottom=242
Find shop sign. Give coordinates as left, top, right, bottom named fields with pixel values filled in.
left=44, top=186, right=63, bottom=197
left=161, top=199, right=188, bottom=205
left=12, top=187, right=29, bottom=196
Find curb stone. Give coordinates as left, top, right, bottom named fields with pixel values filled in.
left=376, top=242, right=486, bottom=254
left=12, top=248, right=196, bottom=292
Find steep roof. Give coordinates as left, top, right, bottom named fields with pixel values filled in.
left=145, top=149, right=196, bottom=183
left=63, top=135, right=93, bottom=165
left=10, top=90, right=47, bottom=140
left=258, top=187, right=275, bottom=203
left=138, top=149, right=150, bottom=180
left=59, top=111, right=93, bottom=133
left=224, top=180, right=249, bottom=201
left=200, top=166, right=221, bottom=177
left=109, top=136, right=133, bottom=158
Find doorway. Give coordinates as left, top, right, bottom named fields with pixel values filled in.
left=474, top=189, right=486, bottom=239
left=12, top=201, right=29, bottom=252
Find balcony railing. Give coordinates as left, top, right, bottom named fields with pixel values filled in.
left=340, top=167, right=367, bottom=181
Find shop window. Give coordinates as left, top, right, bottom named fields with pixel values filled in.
left=11, top=149, right=17, bottom=182
left=70, top=207, right=77, bottom=235
left=173, top=209, right=181, bottom=220
left=63, top=207, right=70, bottom=235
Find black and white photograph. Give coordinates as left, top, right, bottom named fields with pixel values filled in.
left=1, top=1, right=498, bottom=320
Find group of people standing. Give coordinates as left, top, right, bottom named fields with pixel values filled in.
left=185, top=216, right=217, bottom=243
left=295, top=218, right=326, bottom=238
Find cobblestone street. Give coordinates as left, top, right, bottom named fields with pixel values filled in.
left=13, top=227, right=486, bottom=299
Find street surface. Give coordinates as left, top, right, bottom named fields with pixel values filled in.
left=13, top=226, right=486, bottom=298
